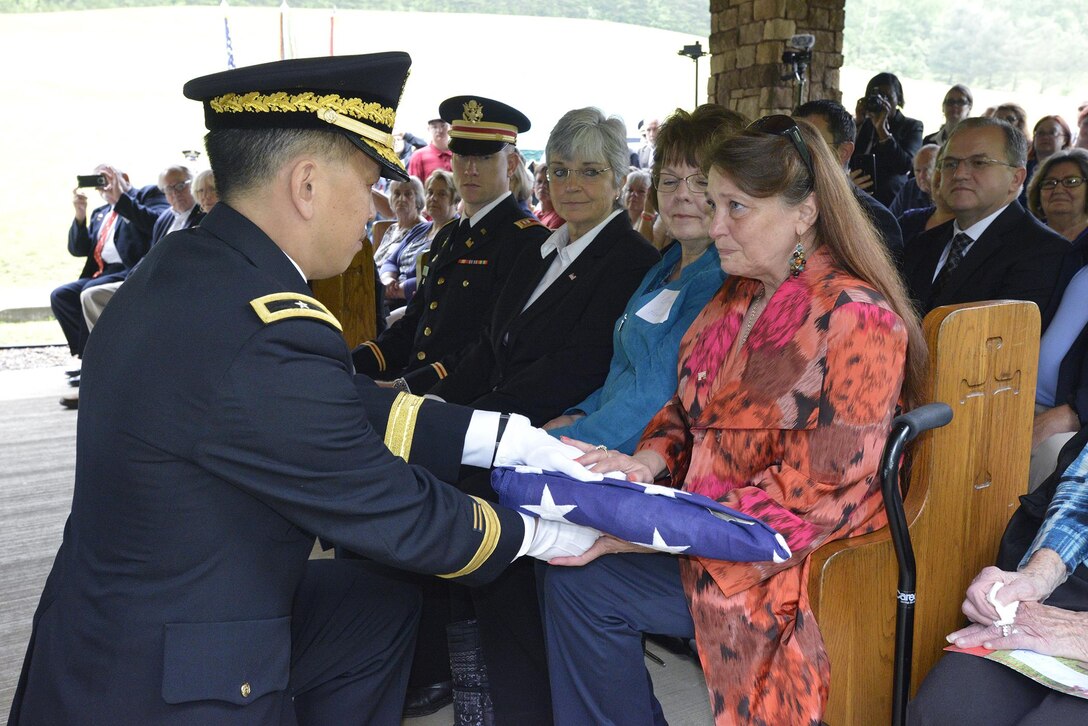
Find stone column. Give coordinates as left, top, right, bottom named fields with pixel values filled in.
left=709, top=0, right=845, bottom=119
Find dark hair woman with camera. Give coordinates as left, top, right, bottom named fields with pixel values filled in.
left=850, top=71, right=924, bottom=206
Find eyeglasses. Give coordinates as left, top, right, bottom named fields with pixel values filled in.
left=653, top=172, right=709, bottom=194
left=938, top=155, right=1017, bottom=173
left=161, top=180, right=191, bottom=194
left=1034, top=129, right=1064, bottom=138
left=547, top=166, right=612, bottom=183
left=748, top=115, right=815, bottom=182
left=1040, top=176, right=1086, bottom=191
left=943, top=98, right=970, bottom=107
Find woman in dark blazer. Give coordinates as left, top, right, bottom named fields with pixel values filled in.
left=428, top=107, right=658, bottom=725
left=431, top=108, right=659, bottom=426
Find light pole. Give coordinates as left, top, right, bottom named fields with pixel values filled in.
left=677, top=42, right=708, bottom=109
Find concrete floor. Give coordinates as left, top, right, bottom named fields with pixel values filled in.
left=0, top=366, right=712, bottom=725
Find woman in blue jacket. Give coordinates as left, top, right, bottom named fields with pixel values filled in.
left=544, top=105, right=748, bottom=453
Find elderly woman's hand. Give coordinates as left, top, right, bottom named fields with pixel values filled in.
left=559, top=436, right=663, bottom=483
left=961, top=550, right=1067, bottom=626
left=547, top=533, right=655, bottom=567
left=947, top=601, right=1088, bottom=662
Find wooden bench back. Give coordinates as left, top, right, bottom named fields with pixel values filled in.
left=808, top=300, right=1040, bottom=724
left=310, top=238, right=379, bottom=349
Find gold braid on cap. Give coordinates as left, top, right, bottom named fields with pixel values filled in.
left=210, top=91, right=402, bottom=168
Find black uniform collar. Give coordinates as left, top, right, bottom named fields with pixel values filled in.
left=200, top=203, right=312, bottom=293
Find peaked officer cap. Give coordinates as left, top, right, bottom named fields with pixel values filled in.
left=184, top=52, right=411, bottom=181
left=439, top=96, right=531, bottom=156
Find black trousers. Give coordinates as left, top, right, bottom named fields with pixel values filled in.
left=289, top=559, right=421, bottom=725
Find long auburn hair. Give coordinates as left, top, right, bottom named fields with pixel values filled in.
left=703, top=119, right=927, bottom=409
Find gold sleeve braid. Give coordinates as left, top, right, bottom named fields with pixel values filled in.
left=437, top=496, right=501, bottom=579
left=384, top=392, right=425, bottom=460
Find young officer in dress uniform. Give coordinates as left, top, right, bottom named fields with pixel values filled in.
left=8, top=53, right=598, bottom=726
left=352, top=95, right=549, bottom=394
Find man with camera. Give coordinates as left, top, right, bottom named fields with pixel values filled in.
left=50, top=164, right=167, bottom=365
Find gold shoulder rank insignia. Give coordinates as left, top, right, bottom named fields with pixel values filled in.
left=514, top=218, right=543, bottom=230
left=250, top=292, right=343, bottom=332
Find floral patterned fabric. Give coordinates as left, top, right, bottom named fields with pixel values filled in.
left=637, top=246, right=907, bottom=724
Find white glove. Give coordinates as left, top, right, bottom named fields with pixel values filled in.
left=524, top=518, right=601, bottom=560
left=494, top=414, right=603, bottom=481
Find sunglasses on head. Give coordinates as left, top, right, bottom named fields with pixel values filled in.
left=748, top=115, right=816, bottom=183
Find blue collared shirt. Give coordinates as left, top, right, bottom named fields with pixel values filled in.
left=1025, top=440, right=1088, bottom=572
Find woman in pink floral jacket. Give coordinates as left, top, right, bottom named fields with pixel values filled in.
left=541, top=116, right=927, bottom=725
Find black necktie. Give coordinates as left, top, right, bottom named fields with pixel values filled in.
left=932, top=231, right=972, bottom=300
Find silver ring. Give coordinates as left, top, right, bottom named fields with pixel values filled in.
left=594, top=444, right=607, bottom=452
left=1000, top=624, right=1012, bottom=638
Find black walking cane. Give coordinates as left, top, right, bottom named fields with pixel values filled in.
left=879, top=403, right=953, bottom=726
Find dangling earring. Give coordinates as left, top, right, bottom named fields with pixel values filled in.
left=789, top=239, right=807, bottom=277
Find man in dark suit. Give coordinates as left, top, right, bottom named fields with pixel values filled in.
left=10, top=53, right=598, bottom=726
left=80, top=165, right=207, bottom=333
left=903, top=117, right=1071, bottom=325
left=795, top=100, right=904, bottom=258
left=352, top=95, right=549, bottom=394
left=58, top=165, right=208, bottom=409
left=49, top=164, right=168, bottom=358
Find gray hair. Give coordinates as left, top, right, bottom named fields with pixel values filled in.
left=545, top=107, right=629, bottom=189
left=622, top=169, right=651, bottom=195
left=948, top=117, right=1028, bottom=168
left=159, top=164, right=193, bottom=184
left=391, top=175, right=426, bottom=212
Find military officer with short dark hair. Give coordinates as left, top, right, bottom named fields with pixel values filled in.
left=352, top=95, right=549, bottom=394
left=9, top=53, right=598, bottom=726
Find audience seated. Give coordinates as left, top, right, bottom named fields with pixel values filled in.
left=796, top=99, right=904, bottom=257
left=621, top=169, right=651, bottom=228
left=897, top=159, right=955, bottom=248
left=379, top=169, right=459, bottom=312
left=923, top=84, right=973, bottom=147
left=1024, top=149, right=1088, bottom=488
left=1026, top=115, right=1073, bottom=195
left=544, top=104, right=744, bottom=453
left=429, top=107, right=659, bottom=723
left=50, top=164, right=167, bottom=363
left=849, top=72, right=924, bottom=206
left=902, top=117, right=1070, bottom=325
left=532, top=161, right=564, bottom=230
left=60, top=166, right=206, bottom=410
left=510, top=149, right=535, bottom=217
left=889, top=143, right=939, bottom=217
left=372, top=176, right=428, bottom=267
left=909, top=428, right=1088, bottom=724
left=192, top=169, right=218, bottom=212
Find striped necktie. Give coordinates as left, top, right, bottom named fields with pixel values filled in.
left=931, top=231, right=972, bottom=300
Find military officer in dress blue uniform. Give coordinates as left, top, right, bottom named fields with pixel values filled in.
left=352, top=95, right=549, bottom=394
left=9, top=53, right=598, bottom=726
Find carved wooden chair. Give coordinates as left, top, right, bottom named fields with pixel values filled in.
left=809, top=300, right=1041, bottom=724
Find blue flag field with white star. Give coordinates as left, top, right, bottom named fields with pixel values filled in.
left=492, top=466, right=791, bottom=563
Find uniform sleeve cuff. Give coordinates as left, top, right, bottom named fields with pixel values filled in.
left=463, top=410, right=500, bottom=468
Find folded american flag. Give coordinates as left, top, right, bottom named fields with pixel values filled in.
left=492, top=466, right=791, bottom=563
